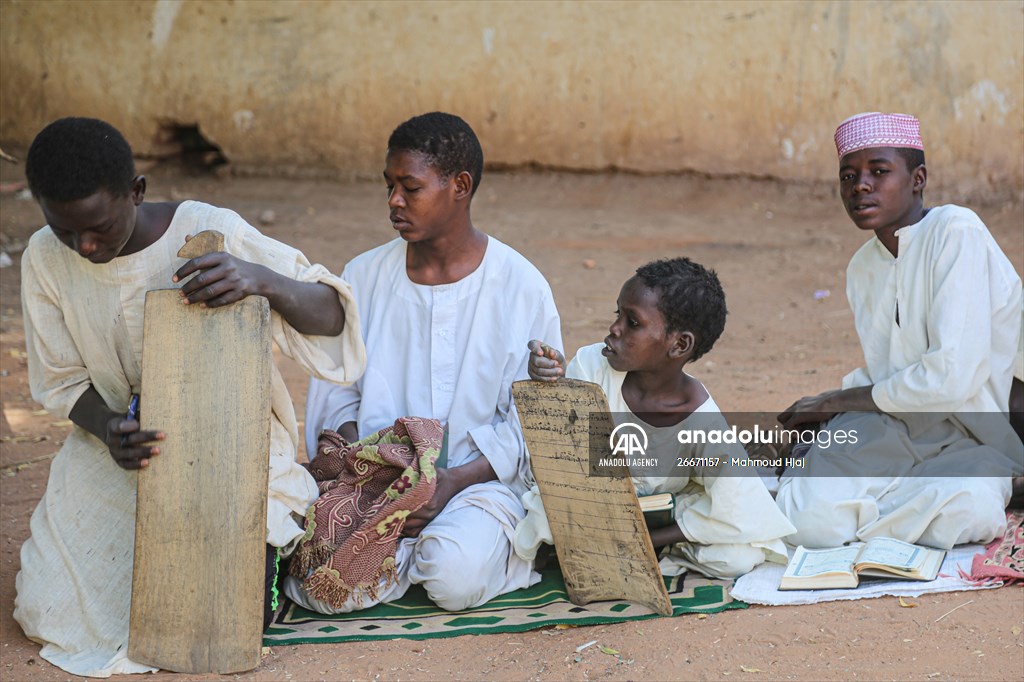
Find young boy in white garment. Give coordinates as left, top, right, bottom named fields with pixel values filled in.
left=14, top=117, right=364, bottom=677
left=515, top=258, right=795, bottom=579
left=290, top=112, right=562, bottom=613
left=775, top=112, right=1023, bottom=548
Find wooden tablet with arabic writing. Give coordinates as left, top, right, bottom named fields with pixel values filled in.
left=513, top=379, right=673, bottom=616
left=130, top=231, right=271, bottom=673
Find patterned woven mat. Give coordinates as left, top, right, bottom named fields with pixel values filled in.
left=264, top=567, right=744, bottom=645
left=970, top=509, right=1024, bottom=583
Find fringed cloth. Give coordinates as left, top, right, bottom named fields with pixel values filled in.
left=289, top=417, right=442, bottom=608
left=969, top=510, right=1024, bottom=584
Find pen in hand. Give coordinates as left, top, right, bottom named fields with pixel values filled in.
left=122, top=394, right=140, bottom=447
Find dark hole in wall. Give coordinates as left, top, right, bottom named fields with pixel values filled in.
left=149, top=121, right=229, bottom=173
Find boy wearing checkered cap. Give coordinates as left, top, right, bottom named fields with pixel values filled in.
left=775, top=113, right=1023, bottom=549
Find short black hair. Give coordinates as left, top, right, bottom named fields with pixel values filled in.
left=895, top=147, right=925, bottom=173
left=26, top=117, right=136, bottom=202
left=634, top=257, right=727, bottom=361
left=387, top=112, right=483, bottom=195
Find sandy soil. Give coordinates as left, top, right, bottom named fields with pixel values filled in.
left=1, top=163, right=1022, bottom=682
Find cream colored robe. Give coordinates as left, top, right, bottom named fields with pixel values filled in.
left=14, top=201, right=365, bottom=677
left=513, top=343, right=796, bottom=579
left=777, top=205, right=1022, bottom=549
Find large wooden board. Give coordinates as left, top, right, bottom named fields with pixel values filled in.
left=513, top=379, right=673, bottom=616
left=129, top=267, right=272, bottom=672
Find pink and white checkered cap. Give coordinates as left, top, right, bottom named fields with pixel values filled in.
left=834, top=112, right=924, bottom=158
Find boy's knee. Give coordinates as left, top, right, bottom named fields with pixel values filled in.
left=776, top=480, right=861, bottom=548
left=921, top=480, right=1009, bottom=548
left=412, top=535, right=490, bottom=611
left=692, top=544, right=765, bottom=579
left=785, top=519, right=855, bottom=549
left=426, top=581, right=484, bottom=612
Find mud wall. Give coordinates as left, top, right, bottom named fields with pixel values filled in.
left=1, top=1, right=1021, bottom=196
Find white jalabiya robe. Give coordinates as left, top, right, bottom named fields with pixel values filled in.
left=777, top=205, right=1023, bottom=549
left=293, top=236, right=562, bottom=612
left=512, top=343, right=796, bottom=579
left=15, top=201, right=365, bottom=677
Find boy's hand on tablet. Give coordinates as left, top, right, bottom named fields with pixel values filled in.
left=173, top=249, right=270, bottom=308
left=173, top=235, right=345, bottom=336
left=105, top=416, right=164, bottom=470
left=527, top=339, right=565, bottom=382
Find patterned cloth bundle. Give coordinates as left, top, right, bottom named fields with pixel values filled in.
left=289, top=417, right=443, bottom=607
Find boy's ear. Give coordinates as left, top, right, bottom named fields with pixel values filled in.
left=912, top=164, right=927, bottom=195
left=130, top=175, right=147, bottom=205
left=669, top=331, right=696, bottom=360
left=453, top=170, right=474, bottom=200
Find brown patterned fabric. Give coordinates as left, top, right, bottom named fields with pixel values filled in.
left=970, top=510, right=1024, bottom=584
left=289, top=417, right=442, bottom=608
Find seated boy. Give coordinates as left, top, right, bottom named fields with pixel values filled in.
left=776, top=112, right=1023, bottom=548
left=515, top=258, right=796, bottom=579
left=14, top=118, right=365, bottom=677
left=289, top=112, right=562, bottom=612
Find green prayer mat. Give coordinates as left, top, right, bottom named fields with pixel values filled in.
left=264, top=567, right=745, bottom=645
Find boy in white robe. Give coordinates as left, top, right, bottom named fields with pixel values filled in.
left=776, top=112, right=1023, bottom=549
left=14, top=118, right=365, bottom=677
left=291, top=112, right=562, bottom=613
left=516, top=258, right=796, bottom=579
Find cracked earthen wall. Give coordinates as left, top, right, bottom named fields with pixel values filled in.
left=1, top=1, right=1021, bottom=197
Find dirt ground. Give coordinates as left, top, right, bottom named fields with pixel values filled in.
left=0, top=162, right=1022, bottom=682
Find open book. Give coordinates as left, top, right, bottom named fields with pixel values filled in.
left=779, top=537, right=946, bottom=590
left=639, top=493, right=675, bottom=529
